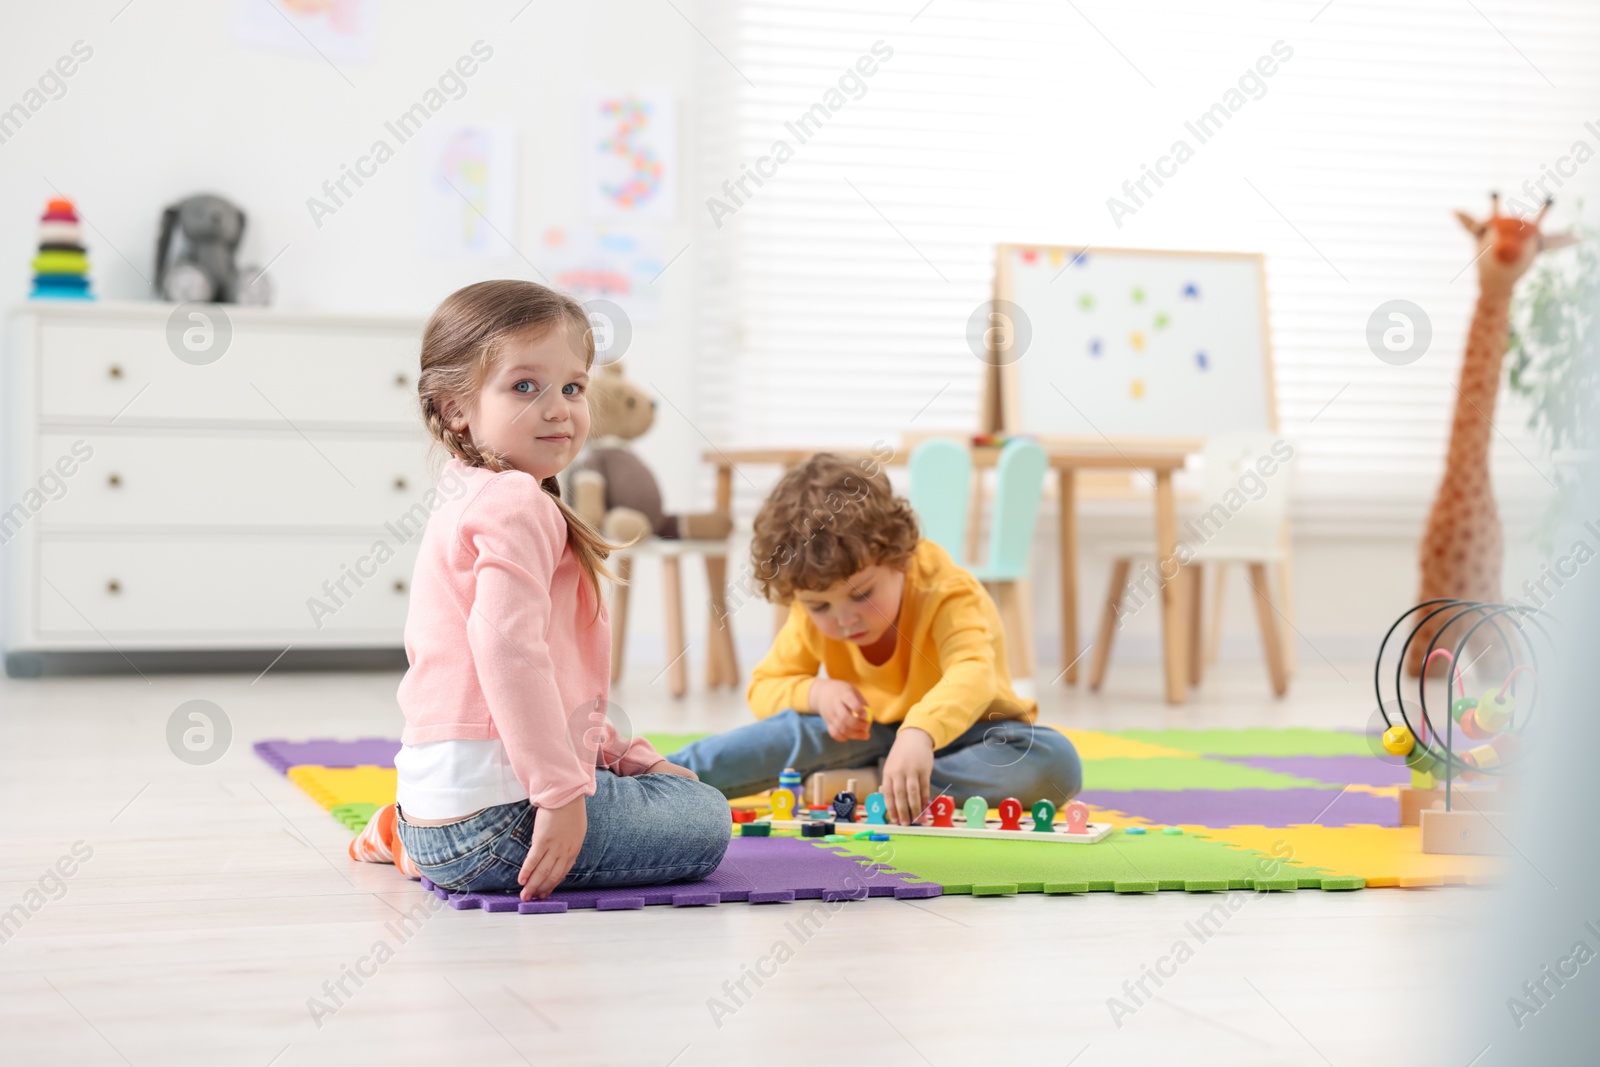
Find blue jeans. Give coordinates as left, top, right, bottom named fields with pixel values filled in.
left=395, top=770, right=731, bottom=894
left=668, top=709, right=1083, bottom=807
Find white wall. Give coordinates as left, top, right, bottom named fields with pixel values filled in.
left=1, top=0, right=733, bottom=667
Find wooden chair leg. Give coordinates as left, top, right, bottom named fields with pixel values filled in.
left=1206, top=562, right=1227, bottom=666
left=703, top=553, right=738, bottom=688
left=1276, top=550, right=1297, bottom=680
left=1088, top=559, right=1130, bottom=691
left=661, top=556, right=688, bottom=698
left=1012, top=579, right=1036, bottom=679
left=1187, top=563, right=1204, bottom=687
left=1248, top=561, right=1289, bottom=696
left=610, top=556, right=632, bottom=684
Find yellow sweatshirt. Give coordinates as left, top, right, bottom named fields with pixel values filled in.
left=746, top=539, right=1037, bottom=749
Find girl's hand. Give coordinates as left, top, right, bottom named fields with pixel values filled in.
left=881, top=728, right=935, bottom=825
left=810, top=678, right=872, bottom=742
left=519, top=796, right=587, bottom=901
left=646, top=759, right=699, bottom=780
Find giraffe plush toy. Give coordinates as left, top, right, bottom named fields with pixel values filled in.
left=1407, top=195, right=1575, bottom=675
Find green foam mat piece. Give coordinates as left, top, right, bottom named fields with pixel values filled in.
left=642, top=732, right=713, bottom=756
left=1110, top=727, right=1372, bottom=757
left=330, top=802, right=378, bottom=832
left=1084, top=757, right=1331, bottom=792
left=827, top=829, right=1343, bottom=895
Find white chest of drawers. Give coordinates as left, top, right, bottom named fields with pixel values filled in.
left=3, top=301, right=434, bottom=676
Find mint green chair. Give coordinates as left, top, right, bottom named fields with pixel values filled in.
left=908, top=439, right=972, bottom=562
left=970, top=440, right=1049, bottom=679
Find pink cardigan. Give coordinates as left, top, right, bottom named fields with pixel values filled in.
left=395, top=460, right=662, bottom=808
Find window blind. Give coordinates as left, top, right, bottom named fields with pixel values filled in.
left=692, top=0, right=1600, bottom=531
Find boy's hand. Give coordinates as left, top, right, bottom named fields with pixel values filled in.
left=809, top=678, right=872, bottom=741
left=520, top=796, right=587, bottom=901
left=882, top=727, right=935, bottom=825
left=645, top=759, right=699, bottom=780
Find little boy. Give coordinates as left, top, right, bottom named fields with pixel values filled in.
left=669, top=453, right=1082, bottom=825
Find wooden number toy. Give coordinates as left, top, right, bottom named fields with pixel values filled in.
left=998, top=797, right=1023, bottom=830
left=832, top=790, right=858, bottom=823
left=770, top=788, right=795, bottom=821
left=1063, top=800, right=1090, bottom=834
left=864, top=792, right=888, bottom=824
left=962, top=796, right=987, bottom=829
left=929, top=795, right=955, bottom=827
left=1030, top=798, right=1055, bottom=832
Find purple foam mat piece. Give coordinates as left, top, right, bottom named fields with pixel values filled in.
left=1221, top=755, right=1410, bottom=787
left=420, top=835, right=939, bottom=915
left=253, top=738, right=401, bottom=775
left=1079, top=787, right=1398, bottom=828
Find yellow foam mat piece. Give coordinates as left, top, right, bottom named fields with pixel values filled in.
left=1053, top=726, right=1201, bottom=761
left=1194, top=824, right=1503, bottom=887
left=287, top=765, right=397, bottom=810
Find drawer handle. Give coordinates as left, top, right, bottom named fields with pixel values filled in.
left=394, top=477, right=408, bottom=491
left=394, top=372, right=409, bottom=387
left=107, top=473, right=122, bottom=488
left=109, top=364, right=124, bottom=379
left=393, top=580, right=407, bottom=594
left=107, top=580, right=122, bottom=595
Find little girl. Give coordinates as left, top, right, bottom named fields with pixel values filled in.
left=349, top=279, right=730, bottom=901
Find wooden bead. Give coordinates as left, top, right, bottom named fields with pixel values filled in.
left=1030, top=799, right=1056, bottom=832
left=962, top=796, right=987, bottom=829
left=1381, top=724, right=1414, bottom=756
left=998, top=797, right=1023, bottom=830
left=1475, top=687, right=1513, bottom=732
left=929, top=795, right=955, bottom=827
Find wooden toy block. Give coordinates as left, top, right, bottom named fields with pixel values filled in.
left=1124, top=827, right=1147, bottom=835
left=824, top=834, right=847, bottom=842
left=770, top=788, right=796, bottom=821
left=1398, top=786, right=1445, bottom=827
left=801, top=821, right=835, bottom=838
left=740, top=822, right=771, bottom=837
left=1062, top=801, right=1091, bottom=835
left=730, top=808, right=758, bottom=823
left=962, top=796, right=987, bottom=829
left=852, top=831, right=873, bottom=840
left=929, top=795, right=955, bottom=827
left=998, top=797, right=1023, bottom=830
left=1420, top=808, right=1511, bottom=855
left=863, top=792, right=888, bottom=824
left=831, top=790, right=858, bottom=823
left=1030, top=799, right=1056, bottom=832
left=804, top=767, right=880, bottom=809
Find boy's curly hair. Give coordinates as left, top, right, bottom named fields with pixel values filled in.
left=750, top=453, right=920, bottom=603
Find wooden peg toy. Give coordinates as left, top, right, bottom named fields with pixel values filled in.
left=1030, top=798, right=1056, bottom=832
left=832, top=790, right=858, bottom=823
left=998, top=797, right=1023, bottom=830
left=962, top=796, right=988, bottom=829
left=1475, top=687, right=1513, bottom=732
left=770, top=788, right=795, bottom=821
left=929, top=795, right=955, bottom=827
left=1063, top=800, right=1090, bottom=834
left=864, top=792, right=888, bottom=824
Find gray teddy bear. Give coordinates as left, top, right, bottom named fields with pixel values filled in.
left=154, top=194, right=272, bottom=305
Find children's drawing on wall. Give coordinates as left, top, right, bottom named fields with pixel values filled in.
left=587, top=91, right=677, bottom=221
left=537, top=228, right=665, bottom=325
left=417, top=125, right=516, bottom=258
left=235, top=0, right=376, bottom=63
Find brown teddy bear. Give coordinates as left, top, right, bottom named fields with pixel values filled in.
left=570, top=362, right=733, bottom=543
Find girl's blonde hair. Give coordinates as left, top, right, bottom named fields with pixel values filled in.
left=418, top=279, right=620, bottom=612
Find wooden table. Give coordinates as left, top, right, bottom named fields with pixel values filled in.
left=705, top=438, right=1202, bottom=704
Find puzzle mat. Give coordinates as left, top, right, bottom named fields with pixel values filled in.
left=256, top=727, right=1505, bottom=897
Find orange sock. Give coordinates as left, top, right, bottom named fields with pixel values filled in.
left=348, top=804, right=421, bottom=878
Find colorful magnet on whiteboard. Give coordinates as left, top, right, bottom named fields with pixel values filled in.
left=962, top=796, right=987, bottom=829
left=1195, top=350, right=1209, bottom=370
left=1182, top=282, right=1200, bottom=298
left=1153, top=312, right=1170, bottom=329
left=1131, top=286, right=1146, bottom=303
left=1088, top=337, right=1102, bottom=356
left=1129, top=330, right=1146, bottom=350
left=864, top=792, right=887, bottom=824
left=1048, top=249, right=1064, bottom=266
left=1130, top=378, right=1146, bottom=399
left=1078, top=293, right=1094, bottom=310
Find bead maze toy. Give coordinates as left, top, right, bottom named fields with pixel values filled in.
left=1373, top=598, right=1548, bottom=854
left=763, top=788, right=1113, bottom=844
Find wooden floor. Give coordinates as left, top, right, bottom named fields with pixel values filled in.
left=0, top=655, right=1483, bottom=1066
